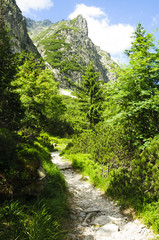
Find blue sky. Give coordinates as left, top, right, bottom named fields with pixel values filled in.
left=16, top=0, right=159, bottom=63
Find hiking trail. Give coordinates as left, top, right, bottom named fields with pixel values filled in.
left=51, top=151, right=156, bottom=240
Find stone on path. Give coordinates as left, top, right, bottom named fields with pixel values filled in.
left=92, top=215, right=112, bottom=226
left=94, top=223, right=119, bottom=240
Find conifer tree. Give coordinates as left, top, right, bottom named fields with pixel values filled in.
left=107, top=23, right=159, bottom=147
left=77, top=63, right=104, bottom=128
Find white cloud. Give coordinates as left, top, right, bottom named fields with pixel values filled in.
left=16, top=0, right=54, bottom=13
left=152, top=15, right=159, bottom=26
left=68, top=4, right=134, bottom=63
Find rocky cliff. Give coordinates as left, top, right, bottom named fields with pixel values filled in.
left=31, top=15, right=116, bottom=88
left=3, top=0, right=39, bottom=55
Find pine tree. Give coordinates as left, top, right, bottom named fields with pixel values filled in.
left=107, top=23, right=159, bottom=147
left=77, top=63, right=104, bottom=128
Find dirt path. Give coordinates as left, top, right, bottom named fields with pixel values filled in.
left=51, top=151, right=156, bottom=240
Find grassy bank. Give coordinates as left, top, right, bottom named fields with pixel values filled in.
left=0, top=135, right=69, bottom=240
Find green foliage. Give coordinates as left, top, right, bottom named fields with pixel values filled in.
left=76, top=63, right=104, bottom=128
left=36, top=132, right=55, bottom=150
left=0, top=16, right=68, bottom=240
left=64, top=153, right=108, bottom=190
left=61, top=95, right=87, bottom=133
left=13, top=52, right=66, bottom=135
left=0, top=129, right=16, bottom=170
left=16, top=143, right=41, bottom=184
left=65, top=123, right=129, bottom=166
left=0, top=135, right=68, bottom=240
left=0, top=24, right=24, bottom=130
left=105, top=23, right=159, bottom=148
left=142, top=201, right=159, bottom=233
left=131, top=136, right=159, bottom=201
left=0, top=170, right=67, bottom=240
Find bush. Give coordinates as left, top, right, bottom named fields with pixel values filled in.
left=142, top=201, right=159, bottom=233
left=65, top=123, right=130, bottom=167
left=15, top=143, right=41, bottom=185
left=37, top=132, right=56, bottom=150
left=131, top=136, right=159, bottom=202
left=0, top=128, right=16, bottom=170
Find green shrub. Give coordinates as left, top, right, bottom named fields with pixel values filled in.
left=15, top=143, right=41, bottom=184
left=142, top=201, right=159, bottom=233
left=0, top=128, right=16, bottom=170
left=65, top=123, right=130, bottom=167
left=37, top=132, right=56, bottom=150
left=131, top=136, right=159, bottom=202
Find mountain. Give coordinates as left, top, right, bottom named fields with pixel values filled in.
left=2, top=0, right=116, bottom=89
left=3, top=0, right=39, bottom=55
left=30, top=15, right=116, bottom=88
left=25, top=18, right=53, bottom=38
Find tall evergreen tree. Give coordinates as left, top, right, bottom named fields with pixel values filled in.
left=106, top=23, right=159, bottom=147
left=77, top=63, right=104, bottom=128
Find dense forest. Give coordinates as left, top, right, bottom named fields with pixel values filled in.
left=0, top=1, right=159, bottom=238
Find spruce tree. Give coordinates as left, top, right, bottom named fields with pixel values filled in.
left=77, top=63, right=104, bottom=128
left=107, top=23, right=159, bottom=147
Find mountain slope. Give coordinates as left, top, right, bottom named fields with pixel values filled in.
left=25, top=18, right=53, bottom=38
left=3, top=0, right=39, bottom=55
left=31, top=15, right=116, bottom=88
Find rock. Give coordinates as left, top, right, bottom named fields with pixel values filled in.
left=37, top=166, right=47, bottom=179
left=67, top=233, right=76, bottom=239
left=31, top=15, right=116, bottom=89
left=3, top=0, right=40, bottom=55
left=94, top=223, right=119, bottom=240
left=85, top=235, right=94, bottom=240
left=81, top=176, right=90, bottom=181
left=83, top=212, right=97, bottom=224
left=51, top=151, right=156, bottom=240
left=70, top=214, right=77, bottom=220
left=108, top=216, right=122, bottom=224
left=25, top=17, right=52, bottom=38
left=92, top=215, right=111, bottom=226
left=85, top=208, right=100, bottom=213
left=21, top=166, right=47, bottom=196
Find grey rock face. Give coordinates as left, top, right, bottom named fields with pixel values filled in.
left=73, top=14, right=88, bottom=36
left=3, top=0, right=39, bottom=55
left=31, top=15, right=116, bottom=88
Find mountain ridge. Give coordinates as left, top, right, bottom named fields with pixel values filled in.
left=29, top=15, right=116, bottom=88
left=3, top=0, right=116, bottom=89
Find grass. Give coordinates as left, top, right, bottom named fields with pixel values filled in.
left=62, top=153, right=109, bottom=191
left=0, top=136, right=69, bottom=240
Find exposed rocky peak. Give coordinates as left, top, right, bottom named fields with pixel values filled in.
left=73, top=15, right=88, bottom=36
left=31, top=15, right=116, bottom=88
left=3, top=0, right=40, bottom=55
